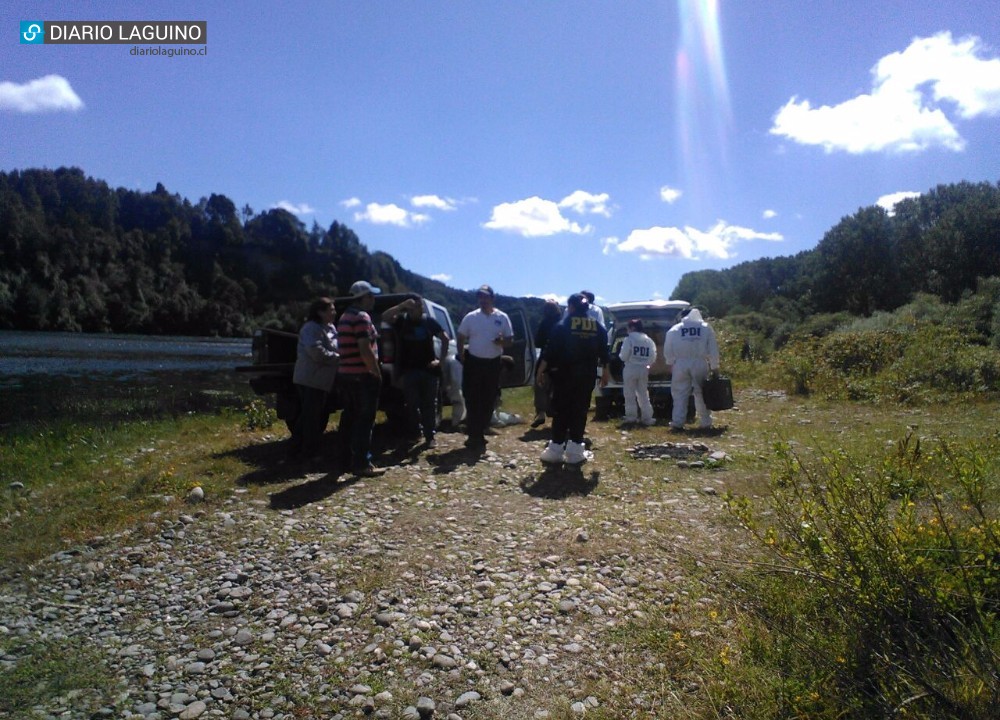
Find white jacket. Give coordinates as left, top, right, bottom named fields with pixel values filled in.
left=619, top=331, right=657, bottom=368
left=663, top=309, right=719, bottom=369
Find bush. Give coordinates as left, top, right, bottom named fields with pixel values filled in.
left=765, top=325, right=1000, bottom=401
left=243, top=397, right=276, bottom=430
left=724, top=435, right=1000, bottom=719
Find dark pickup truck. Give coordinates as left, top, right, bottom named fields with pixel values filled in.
left=236, top=293, right=537, bottom=432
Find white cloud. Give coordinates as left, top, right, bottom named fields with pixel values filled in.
left=660, top=186, right=682, bottom=204
left=763, top=209, right=777, bottom=219
left=0, top=75, right=84, bottom=113
left=412, top=194, right=457, bottom=211
left=526, top=293, right=567, bottom=304
left=606, top=221, right=783, bottom=261
left=273, top=201, right=315, bottom=216
left=558, top=190, right=611, bottom=217
left=770, top=32, right=1000, bottom=154
left=354, top=202, right=429, bottom=227
left=483, top=196, right=591, bottom=237
left=876, top=191, right=921, bottom=215
left=431, top=273, right=452, bottom=283
left=340, top=197, right=362, bottom=208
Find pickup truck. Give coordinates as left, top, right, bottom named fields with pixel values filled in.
left=236, top=293, right=537, bottom=432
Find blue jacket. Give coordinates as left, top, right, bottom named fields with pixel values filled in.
left=542, top=313, right=609, bottom=378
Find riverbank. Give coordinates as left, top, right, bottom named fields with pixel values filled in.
left=2, top=389, right=997, bottom=718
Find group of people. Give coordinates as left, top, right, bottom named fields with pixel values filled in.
left=288, top=280, right=722, bottom=475
left=287, top=280, right=388, bottom=477
left=533, top=292, right=721, bottom=465
left=286, top=280, right=518, bottom=474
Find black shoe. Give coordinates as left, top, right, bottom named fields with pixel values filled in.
left=424, top=437, right=437, bottom=449
left=464, top=436, right=486, bottom=449
left=530, top=414, right=545, bottom=428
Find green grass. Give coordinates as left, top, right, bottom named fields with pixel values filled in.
left=0, top=637, right=120, bottom=715
left=0, top=410, right=269, bottom=569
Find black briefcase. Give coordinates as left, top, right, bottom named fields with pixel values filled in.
left=703, top=374, right=734, bottom=411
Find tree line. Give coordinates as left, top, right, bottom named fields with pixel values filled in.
left=2, top=168, right=997, bottom=338
left=675, top=180, right=1000, bottom=320
left=0, top=167, right=543, bottom=337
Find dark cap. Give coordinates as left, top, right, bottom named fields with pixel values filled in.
left=627, top=318, right=643, bottom=331
left=476, top=284, right=495, bottom=297
left=567, top=293, right=589, bottom=313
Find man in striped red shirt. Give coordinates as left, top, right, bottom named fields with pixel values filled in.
left=336, top=280, right=385, bottom=477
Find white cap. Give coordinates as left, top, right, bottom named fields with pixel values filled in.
left=349, top=280, right=381, bottom=297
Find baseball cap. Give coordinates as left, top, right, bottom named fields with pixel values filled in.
left=567, top=292, right=588, bottom=311
left=349, top=280, right=381, bottom=297
left=476, top=284, right=495, bottom=297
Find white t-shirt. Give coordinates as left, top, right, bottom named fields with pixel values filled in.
left=458, top=308, right=513, bottom=359
left=619, top=331, right=657, bottom=368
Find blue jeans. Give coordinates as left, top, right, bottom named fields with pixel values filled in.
left=337, top=373, right=381, bottom=471
left=403, top=368, right=439, bottom=440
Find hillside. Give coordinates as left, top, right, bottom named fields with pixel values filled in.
left=0, top=167, right=546, bottom=336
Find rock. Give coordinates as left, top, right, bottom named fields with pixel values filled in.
left=186, top=486, right=205, bottom=503
left=416, top=696, right=436, bottom=717
left=455, top=690, right=481, bottom=707
left=178, top=701, right=207, bottom=719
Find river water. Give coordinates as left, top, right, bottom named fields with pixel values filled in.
left=0, top=331, right=255, bottom=429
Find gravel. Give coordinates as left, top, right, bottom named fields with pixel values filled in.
left=1, top=428, right=732, bottom=719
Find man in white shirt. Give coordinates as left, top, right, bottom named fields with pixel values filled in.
left=456, top=285, right=513, bottom=450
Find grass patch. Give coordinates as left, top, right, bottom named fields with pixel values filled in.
left=0, top=410, right=271, bottom=571
left=0, top=637, right=120, bottom=715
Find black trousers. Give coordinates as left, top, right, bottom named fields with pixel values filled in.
left=461, top=354, right=501, bottom=442
left=550, top=372, right=595, bottom=444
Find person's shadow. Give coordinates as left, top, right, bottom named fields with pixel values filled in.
left=426, top=445, right=488, bottom=475
left=519, top=465, right=599, bottom=499
left=268, top=470, right=359, bottom=510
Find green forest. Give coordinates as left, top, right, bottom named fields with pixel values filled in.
left=1, top=167, right=999, bottom=340
left=0, top=167, right=542, bottom=337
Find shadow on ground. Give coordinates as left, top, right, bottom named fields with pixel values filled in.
left=520, top=465, right=600, bottom=499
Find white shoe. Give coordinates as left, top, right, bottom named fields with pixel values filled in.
left=540, top=441, right=565, bottom=463
left=563, top=440, right=591, bottom=465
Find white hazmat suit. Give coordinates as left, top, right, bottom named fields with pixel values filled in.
left=619, top=330, right=657, bottom=425
left=662, top=308, right=720, bottom=429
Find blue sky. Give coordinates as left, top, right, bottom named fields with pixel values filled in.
left=4, top=1, right=1000, bottom=306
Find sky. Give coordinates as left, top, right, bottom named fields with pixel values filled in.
left=3, top=1, right=1000, bottom=307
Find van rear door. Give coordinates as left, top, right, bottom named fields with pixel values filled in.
left=499, top=307, right=536, bottom=388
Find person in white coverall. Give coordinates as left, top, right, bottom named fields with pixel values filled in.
left=662, top=308, right=720, bottom=430
left=618, top=318, right=657, bottom=426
